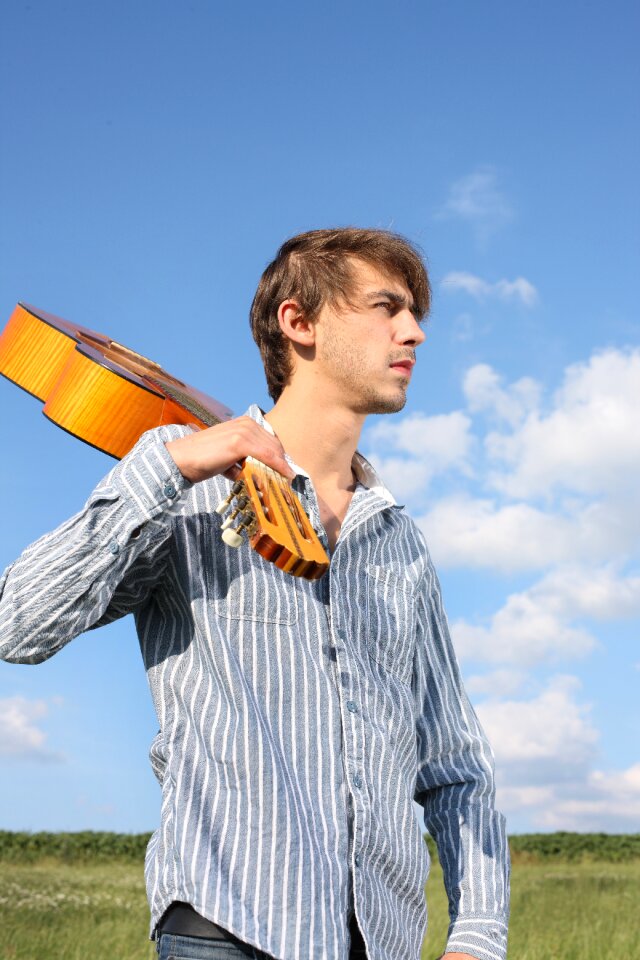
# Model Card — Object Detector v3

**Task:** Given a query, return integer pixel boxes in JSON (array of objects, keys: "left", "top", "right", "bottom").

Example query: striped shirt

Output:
[{"left": 0, "top": 404, "right": 510, "bottom": 960}]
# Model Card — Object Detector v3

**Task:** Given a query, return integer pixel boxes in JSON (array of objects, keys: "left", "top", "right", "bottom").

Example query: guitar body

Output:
[
  {"left": 0, "top": 303, "right": 233, "bottom": 457},
  {"left": 0, "top": 303, "right": 329, "bottom": 579}
]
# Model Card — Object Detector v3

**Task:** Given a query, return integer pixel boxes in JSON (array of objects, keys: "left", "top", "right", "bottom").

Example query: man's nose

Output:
[{"left": 396, "top": 309, "right": 426, "bottom": 346}]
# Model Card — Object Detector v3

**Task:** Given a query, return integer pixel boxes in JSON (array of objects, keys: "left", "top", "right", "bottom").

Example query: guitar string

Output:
[
  {"left": 263, "top": 463, "right": 308, "bottom": 558},
  {"left": 146, "top": 376, "right": 224, "bottom": 428}
]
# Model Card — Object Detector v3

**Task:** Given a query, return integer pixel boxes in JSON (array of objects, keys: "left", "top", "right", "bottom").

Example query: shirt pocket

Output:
[
  {"left": 200, "top": 511, "right": 300, "bottom": 625},
  {"left": 212, "top": 560, "right": 300, "bottom": 625},
  {"left": 364, "top": 563, "right": 416, "bottom": 685}
]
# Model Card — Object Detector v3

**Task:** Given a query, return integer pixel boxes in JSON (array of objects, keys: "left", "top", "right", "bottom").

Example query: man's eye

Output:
[{"left": 375, "top": 302, "right": 392, "bottom": 312}]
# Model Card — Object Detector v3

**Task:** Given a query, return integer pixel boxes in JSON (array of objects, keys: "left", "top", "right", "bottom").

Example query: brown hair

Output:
[{"left": 249, "top": 227, "right": 431, "bottom": 401}]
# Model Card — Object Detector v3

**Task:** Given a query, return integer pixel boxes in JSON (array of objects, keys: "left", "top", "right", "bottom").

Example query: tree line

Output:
[{"left": 0, "top": 830, "right": 638, "bottom": 864}]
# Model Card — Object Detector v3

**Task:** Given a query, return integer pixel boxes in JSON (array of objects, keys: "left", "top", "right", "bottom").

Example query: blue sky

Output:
[{"left": 0, "top": 0, "right": 638, "bottom": 834}]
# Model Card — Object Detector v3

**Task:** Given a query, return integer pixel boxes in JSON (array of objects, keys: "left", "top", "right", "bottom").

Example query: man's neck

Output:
[{"left": 263, "top": 384, "right": 365, "bottom": 492}]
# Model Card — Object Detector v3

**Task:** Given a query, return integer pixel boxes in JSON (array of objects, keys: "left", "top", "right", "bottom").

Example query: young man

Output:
[{"left": 0, "top": 229, "right": 510, "bottom": 960}]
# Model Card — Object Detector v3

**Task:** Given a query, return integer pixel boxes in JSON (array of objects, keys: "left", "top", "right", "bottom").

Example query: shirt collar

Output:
[{"left": 243, "top": 404, "right": 399, "bottom": 507}]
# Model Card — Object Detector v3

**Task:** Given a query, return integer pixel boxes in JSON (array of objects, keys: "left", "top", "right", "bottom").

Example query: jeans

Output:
[
  {"left": 156, "top": 928, "right": 368, "bottom": 959},
  {"left": 156, "top": 932, "right": 262, "bottom": 959}
]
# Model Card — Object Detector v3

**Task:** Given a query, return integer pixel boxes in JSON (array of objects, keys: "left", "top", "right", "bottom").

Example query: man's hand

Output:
[{"left": 165, "top": 416, "right": 296, "bottom": 485}]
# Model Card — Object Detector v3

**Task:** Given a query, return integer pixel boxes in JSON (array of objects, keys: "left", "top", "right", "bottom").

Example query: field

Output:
[{"left": 1, "top": 834, "right": 639, "bottom": 959}]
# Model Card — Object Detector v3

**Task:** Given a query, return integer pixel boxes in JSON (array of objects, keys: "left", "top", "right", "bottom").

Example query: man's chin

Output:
[{"left": 358, "top": 390, "right": 408, "bottom": 415}]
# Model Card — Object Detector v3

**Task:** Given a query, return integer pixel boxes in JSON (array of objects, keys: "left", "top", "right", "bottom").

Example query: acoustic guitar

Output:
[{"left": 0, "top": 303, "right": 330, "bottom": 580}]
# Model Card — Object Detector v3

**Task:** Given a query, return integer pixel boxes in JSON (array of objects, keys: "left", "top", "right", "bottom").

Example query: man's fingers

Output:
[
  {"left": 241, "top": 424, "right": 296, "bottom": 482},
  {"left": 249, "top": 447, "right": 296, "bottom": 483},
  {"left": 166, "top": 417, "right": 297, "bottom": 485},
  {"left": 224, "top": 447, "right": 295, "bottom": 485}
]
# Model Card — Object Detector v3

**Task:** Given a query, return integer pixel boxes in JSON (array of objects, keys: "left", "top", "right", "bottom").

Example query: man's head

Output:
[{"left": 250, "top": 228, "right": 431, "bottom": 403}]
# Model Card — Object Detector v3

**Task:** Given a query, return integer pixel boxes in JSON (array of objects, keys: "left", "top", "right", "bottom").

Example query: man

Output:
[{"left": 0, "top": 228, "right": 510, "bottom": 959}]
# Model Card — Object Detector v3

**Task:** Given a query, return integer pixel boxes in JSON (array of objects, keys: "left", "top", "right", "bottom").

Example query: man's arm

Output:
[
  {"left": 413, "top": 556, "right": 510, "bottom": 960},
  {"left": 0, "top": 424, "right": 193, "bottom": 664},
  {"left": 0, "top": 415, "right": 296, "bottom": 664}
]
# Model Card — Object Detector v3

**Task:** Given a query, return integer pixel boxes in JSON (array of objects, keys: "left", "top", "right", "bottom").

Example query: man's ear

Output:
[{"left": 277, "top": 299, "right": 316, "bottom": 347}]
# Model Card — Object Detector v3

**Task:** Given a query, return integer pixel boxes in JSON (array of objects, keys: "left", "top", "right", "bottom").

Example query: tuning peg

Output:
[
  {"left": 220, "top": 508, "right": 258, "bottom": 549},
  {"left": 222, "top": 527, "right": 244, "bottom": 548},
  {"left": 221, "top": 499, "right": 253, "bottom": 530},
  {"left": 238, "top": 511, "right": 256, "bottom": 532},
  {"left": 215, "top": 480, "right": 247, "bottom": 514}
]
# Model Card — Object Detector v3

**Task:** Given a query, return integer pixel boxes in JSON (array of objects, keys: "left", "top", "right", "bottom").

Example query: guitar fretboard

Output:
[{"left": 146, "top": 376, "right": 225, "bottom": 428}]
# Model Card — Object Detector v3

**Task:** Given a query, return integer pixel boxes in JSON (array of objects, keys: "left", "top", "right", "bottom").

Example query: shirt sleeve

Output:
[
  {"left": 413, "top": 558, "right": 510, "bottom": 960},
  {"left": 0, "top": 424, "right": 194, "bottom": 665}
]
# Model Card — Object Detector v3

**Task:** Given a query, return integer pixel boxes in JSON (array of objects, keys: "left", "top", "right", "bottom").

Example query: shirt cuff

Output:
[
  {"left": 424, "top": 806, "right": 510, "bottom": 960},
  {"left": 112, "top": 426, "right": 194, "bottom": 526},
  {"left": 445, "top": 916, "right": 508, "bottom": 960}
]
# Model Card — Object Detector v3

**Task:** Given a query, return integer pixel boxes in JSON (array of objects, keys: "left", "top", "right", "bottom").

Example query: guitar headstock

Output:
[{"left": 215, "top": 456, "right": 330, "bottom": 580}]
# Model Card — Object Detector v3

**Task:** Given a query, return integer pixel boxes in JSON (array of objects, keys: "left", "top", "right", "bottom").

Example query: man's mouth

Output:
[{"left": 389, "top": 360, "right": 414, "bottom": 377}]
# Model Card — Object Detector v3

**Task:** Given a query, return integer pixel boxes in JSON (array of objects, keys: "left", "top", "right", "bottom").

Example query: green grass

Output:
[
  {"left": 422, "top": 858, "right": 640, "bottom": 959},
  {"left": 1, "top": 861, "right": 155, "bottom": 960},
  {"left": 1, "top": 857, "right": 639, "bottom": 959}
]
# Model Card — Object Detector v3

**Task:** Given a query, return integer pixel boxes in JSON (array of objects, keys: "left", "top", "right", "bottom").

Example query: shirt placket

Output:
[{"left": 299, "top": 474, "right": 392, "bottom": 940}]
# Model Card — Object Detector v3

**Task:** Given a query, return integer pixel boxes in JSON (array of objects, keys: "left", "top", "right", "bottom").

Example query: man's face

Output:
[{"left": 312, "top": 260, "right": 426, "bottom": 415}]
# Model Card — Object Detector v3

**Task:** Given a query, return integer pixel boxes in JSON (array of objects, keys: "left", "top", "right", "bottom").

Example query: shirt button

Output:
[
  {"left": 354, "top": 854, "right": 360, "bottom": 867},
  {"left": 163, "top": 482, "right": 177, "bottom": 499},
  {"left": 346, "top": 701, "right": 358, "bottom": 713},
  {"left": 353, "top": 775, "right": 363, "bottom": 788},
  {"left": 109, "top": 541, "right": 120, "bottom": 555}
]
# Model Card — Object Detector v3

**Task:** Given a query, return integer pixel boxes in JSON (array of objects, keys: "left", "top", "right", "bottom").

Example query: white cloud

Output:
[
  {"left": 419, "top": 493, "right": 640, "bottom": 574},
  {"left": 465, "top": 668, "right": 529, "bottom": 698},
  {"left": 364, "top": 457, "right": 434, "bottom": 502},
  {"left": 417, "top": 495, "right": 577, "bottom": 572},
  {"left": 473, "top": 677, "right": 640, "bottom": 831},
  {"left": 463, "top": 364, "right": 541, "bottom": 426},
  {"left": 367, "top": 410, "right": 472, "bottom": 460},
  {"left": 545, "top": 764, "right": 640, "bottom": 831},
  {"left": 533, "top": 565, "right": 640, "bottom": 621},
  {"left": 0, "top": 696, "right": 63, "bottom": 762},
  {"left": 477, "top": 676, "right": 598, "bottom": 779},
  {"left": 499, "top": 765, "right": 640, "bottom": 833},
  {"left": 486, "top": 348, "right": 640, "bottom": 499},
  {"left": 371, "top": 353, "right": 640, "bottom": 553},
  {"left": 365, "top": 411, "right": 473, "bottom": 500},
  {"left": 450, "top": 564, "right": 640, "bottom": 667},
  {"left": 412, "top": 349, "right": 640, "bottom": 573},
  {"left": 442, "top": 272, "right": 538, "bottom": 307},
  {"left": 437, "top": 167, "right": 514, "bottom": 243},
  {"left": 452, "top": 591, "right": 597, "bottom": 667}
]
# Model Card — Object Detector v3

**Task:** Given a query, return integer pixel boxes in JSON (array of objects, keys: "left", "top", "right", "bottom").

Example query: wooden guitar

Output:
[{"left": 0, "top": 303, "right": 330, "bottom": 580}]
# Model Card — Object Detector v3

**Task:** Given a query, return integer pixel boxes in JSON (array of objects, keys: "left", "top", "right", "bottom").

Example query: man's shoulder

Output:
[
  {"left": 361, "top": 505, "right": 434, "bottom": 591},
  {"left": 389, "top": 506, "right": 430, "bottom": 554}
]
